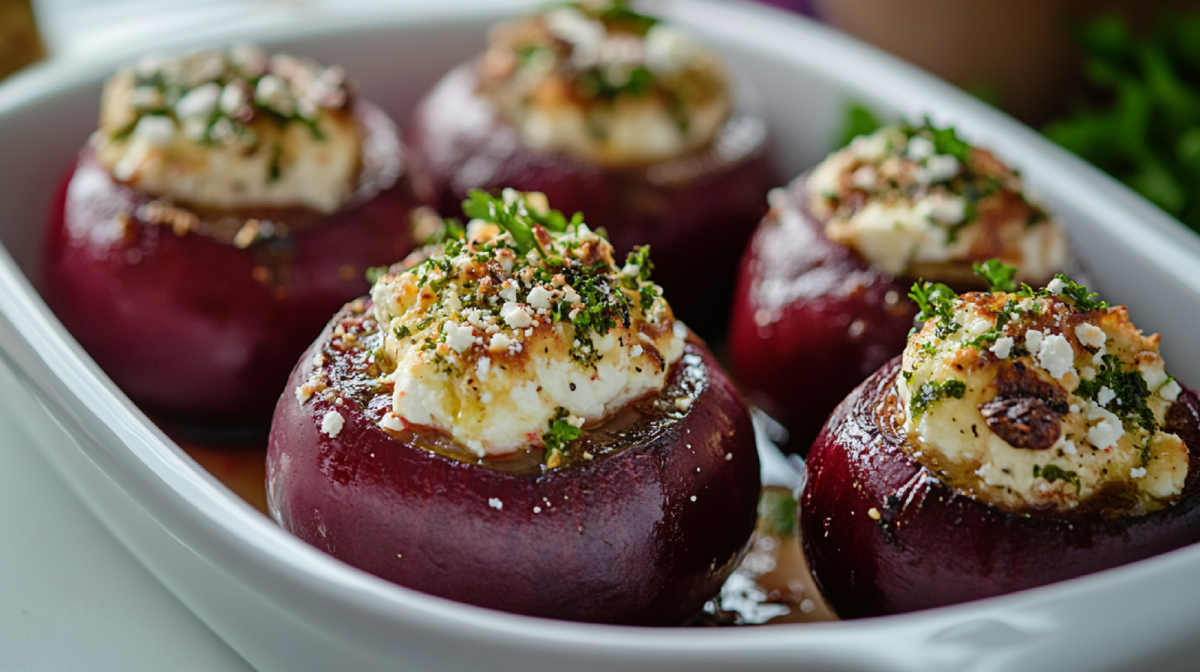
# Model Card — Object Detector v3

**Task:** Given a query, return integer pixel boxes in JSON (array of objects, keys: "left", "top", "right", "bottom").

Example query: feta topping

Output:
[
  {"left": 898, "top": 275, "right": 1188, "bottom": 514},
  {"left": 369, "top": 190, "right": 683, "bottom": 455},
  {"left": 94, "top": 45, "right": 360, "bottom": 214},
  {"left": 321, "top": 410, "right": 345, "bottom": 438},
  {"left": 478, "top": 1, "right": 730, "bottom": 166},
  {"left": 807, "top": 122, "right": 1067, "bottom": 283}
]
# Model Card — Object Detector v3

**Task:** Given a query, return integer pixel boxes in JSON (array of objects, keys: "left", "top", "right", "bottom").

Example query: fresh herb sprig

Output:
[
  {"left": 910, "top": 280, "right": 960, "bottom": 338},
  {"left": 1044, "top": 11, "right": 1200, "bottom": 232},
  {"left": 542, "top": 407, "right": 582, "bottom": 468},
  {"left": 904, "top": 117, "right": 973, "bottom": 164},
  {"left": 1076, "top": 354, "right": 1158, "bottom": 434},
  {"left": 1034, "top": 464, "right": 1082, "bottom": 492},
  {"left": 909, "top": 378, "right": 967, "bottom": 419},
  {"left": 1054, "top": 274, "right": 1110, "bottom": 312},
  {"left": 973, "top": 259, "right": 1019, "bottom": 292}
]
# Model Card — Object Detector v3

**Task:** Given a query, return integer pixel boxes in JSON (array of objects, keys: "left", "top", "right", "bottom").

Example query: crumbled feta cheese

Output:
[
  {"left": 500, "top": 301, "right": 533, "bottom": 328},
  {"left": 1046, "top": 277, "right": 1067, "bottom": 295},
  {"left": 989, "top": 336, "right": 1013, "bottom": 359},
  {"left": 442, "top": 321, "right": 479, "bottom": 353},
  {"left": 1063, "top": 440, "right": 1077, "bottom": 455},
  {"left": 488, "top": 498, "right": 503, "bottom": 510},
  {"left": 1161, "top": 379, "right": 1182, "bottom": 402},
  {"left": 851, "top": 165, "right": 876, "bottom": 189},
  {"left": 1025, "top": 329, "right": 1044, "bottom": 353},
  {"left": 906, "top": 135, "right": 934, "bottom": 160},
  {"left": 1074, "top": 322, "right": 1106, "bottom": 350},
  {"left": 1087, "top": 403, "right": 1124, "bottom": 450},
  {"left": 174, "top": 82, "right": 221, "bottom": 121},
  {"left": 321, "top": 410, "right": 345, "bottom": 438},
  {"left": 379, "top": 412, "right": 404, "bottom": 432},
  {"left": 488, "top": 332, "right": 515, "bottom": 353},
  {"left": 526, "top": 286, "right": 553, "bottom": 310},
  {"left": 630, "top": 344, "right": 643, "bottom": 357},
  {"left": 1036, "top": 333, "right": 1074, "bottom": 380},
  {"left": 130, "top": 115, "right": 176, "bottom": 146},
  {"left": 1131, "top": 467, "right": 1148, "bottom": 479},
  {"left": 1097, "top": 386, "right": 1116, "bottom": 407}
]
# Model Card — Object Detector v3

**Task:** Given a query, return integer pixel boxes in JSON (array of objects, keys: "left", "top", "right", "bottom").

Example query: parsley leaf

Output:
[
  {"left": 973, "top": 259, "right": 1019, "bottom": 292},
  {"left": 1033, "top": 464, "right": 1082, "bottom": 492},
  {"left": 1075, "top": 354, "right": 1157, "bottom": 434},
  {"left": 1053, "top": 274, "right": 1110, "bottom": 312},
  {"left": 909, "top": 379, "right": 967, "bottom": 418},
  {"left": 909, "top": 280, "right": 960, "bottom": 338},
  {"left": 542, "top": 407, "right": 582, "bottom": 468}
]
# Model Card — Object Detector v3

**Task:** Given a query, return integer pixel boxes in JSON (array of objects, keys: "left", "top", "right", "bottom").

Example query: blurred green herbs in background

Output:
[
  {"left": 834, "top": 102, "right": 882, "bottom": 149},
  {"left": 1044, "top": 12, "right": 1200, "bottom": 232}
]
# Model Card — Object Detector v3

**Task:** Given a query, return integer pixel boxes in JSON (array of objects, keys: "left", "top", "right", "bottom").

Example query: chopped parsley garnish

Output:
[
  {"left": 1053, "top": 274, "right": 1110, "bottom": 313},
  {"left": 834, "top": 101, "right": 884, "bottom": 149},
  {"left": 902, "top": 117, "right": 972, "bottom": 164},
  {"left": 1076, "top": 354, "right": 1157, "bottom": 434},
  {"left": 909, "top": 379, "right": 967, "bottom": 419},
  {"left": 592, "top": 0, "right": 658, "bottom": 35},
  {"left": 390, "top": 190, "right": 665, "bottom": 372},
  {"left": 909, "top": 280, "right": 960, "bottom": 338},
  {"left": 973, "top": 259, "right": 1019, "bottom": 292},
  {"left": 542, "top": 407, "right": 582, "bottom": 468},
  {"left": 1033, "top": 464, "right": 1082, "bottom": 492}
]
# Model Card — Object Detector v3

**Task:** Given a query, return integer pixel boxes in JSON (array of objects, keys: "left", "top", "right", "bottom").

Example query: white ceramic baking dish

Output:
[{"left": 2, "top": 1, "right": 1200, "bottom": 670}]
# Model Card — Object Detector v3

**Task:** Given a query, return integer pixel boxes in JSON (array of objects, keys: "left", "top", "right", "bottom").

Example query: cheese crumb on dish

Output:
[
  {"left": 806, "top": 122, "right": 1067, "bottom": 284},
  {"left": 368, "top": 189, "right": 683, "bottom": 455},
  {"left": 93, "top": 44, "right": 360, "bottom": 214},
  {"left": 897, "top": 271, "right": 1188, "bottom": 515},
  {"left": 477, "top": 1, "right": 730, "bottom": 166}
]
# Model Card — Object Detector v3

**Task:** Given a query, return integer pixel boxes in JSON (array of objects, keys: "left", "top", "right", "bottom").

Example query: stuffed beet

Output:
[
  {"left": 41, "top": 45, "right": 416, "bottom": 425},
  {"left": 267, "top": 190, "right": 760, "bottom": 624},
  {"left": 403, "top": 0, "right": 776, "bottom": 335},
  {"left": 800, "top": 266, "right": 1200, "bottom": 618},
  {"left": 730, "top": 121, "right": 1071, "bottom": 451}
]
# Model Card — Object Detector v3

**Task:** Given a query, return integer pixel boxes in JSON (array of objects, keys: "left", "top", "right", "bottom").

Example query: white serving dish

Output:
[{"left": 2, "top": 1, "right": 1200, "bottom": 670}]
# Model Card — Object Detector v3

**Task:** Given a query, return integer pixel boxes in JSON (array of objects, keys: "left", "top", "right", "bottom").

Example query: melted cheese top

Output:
[
  {"left": 93, "top": 45, "right": 360, "bottom": 214},
  {"left": 897, "top": 283, "right": 1187, "bottom": 514},
  {"left": 807, "top": 124, "right": 1067, "bottom": 284},
  {"left": 477, "top": 1, "right": 730, "bottom": 166},
  {"left": 368, "top": 190, "right": 683, "bottom": 456}
]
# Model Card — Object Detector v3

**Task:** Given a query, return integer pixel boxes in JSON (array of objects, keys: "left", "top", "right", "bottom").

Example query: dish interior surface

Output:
[{"left": 2, "top": 2, "right": 1200, "bottom": 671}]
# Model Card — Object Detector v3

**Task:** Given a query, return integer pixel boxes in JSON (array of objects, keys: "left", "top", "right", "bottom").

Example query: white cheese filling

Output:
[
  {"left": 368, "top": 193, "right": 684, "bottom": 455},
  {"left": 94, "top": 46, "right": 360, "bottom": 214},
  {"left": 807, "top": 125, "right": 1068, "bottom": 282},
  {"left": 898, "top": 290, "right": 1187, "bottom": 512}
]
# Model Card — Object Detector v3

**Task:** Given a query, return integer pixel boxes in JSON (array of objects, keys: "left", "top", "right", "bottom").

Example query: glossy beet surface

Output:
[
  {"left": 729, "top": 177, "right": 917, "bottom": 452},
  {"left": 267, "top": 302, "right": 761, "bottom": 625},
  {"left": 800, "top": 358, "right": 1200, "bottom": 618},
  {"left": 41, "top": 102, "right": 415, "bottom": 425},
  {"left": 403, "top": 65, "right": 776, "bottom": 336}
]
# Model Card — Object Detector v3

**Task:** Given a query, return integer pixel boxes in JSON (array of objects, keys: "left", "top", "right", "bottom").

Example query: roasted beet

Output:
[
  {"left": 267, "top": 301, "right": 761, "bottom": 625},
  {"left": 731, "top": 121, "right": 1076, "bottom": 453},
  {"left": 800, "top": 358, "right": 1200, "bottom": 618},
  {"left": 403, "top": 64, "right": 775, "bottom": 336},
  {"left": 41, "top": 101, "right": 415, "bottom": 424},
  {"left": 729, "top": 178, "right": 917, "bottom": 451}
]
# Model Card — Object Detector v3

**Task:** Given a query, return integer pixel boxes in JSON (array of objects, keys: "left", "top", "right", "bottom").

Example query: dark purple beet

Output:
[
  {"left": 266, "top": 302, "right": 761, "bottom": 625},
  {"left": 729, "top": 176, "right": 916, "bottom": 452},
  {"left": 800, "top": 357, "right": 1200, "bottom": 618},
  {"left": 40, "top": 102, "right": 416, "bottom": 425},
  {"left": 403, "top": 64, "right": 777, "bottom": 337}
]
